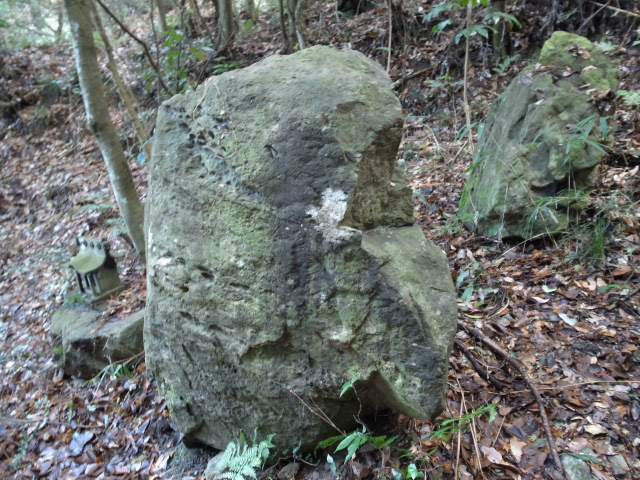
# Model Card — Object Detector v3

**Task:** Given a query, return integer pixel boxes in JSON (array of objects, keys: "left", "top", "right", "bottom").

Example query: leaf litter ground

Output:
[{"left": 1, "top": 3, "right": 639, "bottom": 479}]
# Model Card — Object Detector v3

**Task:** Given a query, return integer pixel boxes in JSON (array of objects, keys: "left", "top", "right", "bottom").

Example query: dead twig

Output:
[
  {"left": 458, "top": 320, "right": 568, "bottom": 479},
  {"left": 289, "top": 390, "right": 345, "bottom": 436},
  {"left": 455, "top": 338, "right": 508, "bottom": 389}
]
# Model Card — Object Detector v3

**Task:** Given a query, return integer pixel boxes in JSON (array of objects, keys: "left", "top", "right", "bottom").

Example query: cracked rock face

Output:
[{"left": 145, "top": 46, "right": 457, "bottom": 451}]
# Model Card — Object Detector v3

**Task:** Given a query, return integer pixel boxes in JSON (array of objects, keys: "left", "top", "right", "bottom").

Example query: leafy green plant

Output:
[
  {"left": 63, "top": 291, "right": 89, "bottom": 307},
  {"left": 392, "top": 463, "right": 424, "bottom": 480},
  {"left": 429, "top": 403, "right": 498, "bottom": 441},
  {"left": 215, "top": 433, "right": 275, "bottom": 480},
  {"left": 212, "top": 57, "right": 245, "bottom": 76},
  {"left": 91, "top": 362, "right": 134, "bottom": 391},
  {"left": 316, "top": 374, "right": 398, "bottom": 465},
  {"left": 426, "top": 0, "right": 521, "bottom": 44},
  {"left": 456, "top": 262, "right": 489, "bottom": 302},
  {"left": 594, "top": 40, "right": 617, "bottom": 52},
  {"left": 492, "top": 53, "right": 520, "bottom": 75},
  {"left": 618, "top": 90, "right": 640, "bottom": 107},
  {"left": 565, "top": 114, "right": 610, "bottom": 157},
  {"left": 9, "top": 434, "right": 32, "bottom": 470}
]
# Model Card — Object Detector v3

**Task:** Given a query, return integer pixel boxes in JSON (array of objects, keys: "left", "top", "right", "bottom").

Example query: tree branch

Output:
[{"left": 93, "top": 0, "right": 170, "bottom": 95}]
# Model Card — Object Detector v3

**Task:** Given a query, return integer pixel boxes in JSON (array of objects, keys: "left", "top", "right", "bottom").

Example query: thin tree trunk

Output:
[
  {"left": 462, "top": 0, "right": 473, "bottom": 150},
  {"left": 56, "top": 0, "right": 65, "bottom": 42},
  {"left": 156, "top": 0, "right": 169, "bottom": 32},
  {"left": 491, "top": 0, "right": 507, "bottom": 59},
  {"left": 286, "top": 0, "right": 306, "bottom": 51},
  {"left": 187, "top": 0, "right": 205, "bottom": 36},
  {"left": 279, "top": 0, "right": 289, "bottom": 49},
  {"left": 217, "top": 0, "right": 236, "bottom": 54},
  {"left": 65, "top": 0, "right": 146, "bottom": 259},
  {"left": 90, "top": 3, "right": 152, "bottom": 161}
]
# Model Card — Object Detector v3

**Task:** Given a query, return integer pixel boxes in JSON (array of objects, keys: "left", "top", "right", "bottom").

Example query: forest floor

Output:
[{"left": 1, "top": 2, "right": 639, "bottom": 479}]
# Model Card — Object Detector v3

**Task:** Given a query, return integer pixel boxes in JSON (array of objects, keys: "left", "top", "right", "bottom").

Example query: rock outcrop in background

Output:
[
  {"left": 458, "top": 32, "right": 619, "bottom": 239},
  {"left": 145, "top": 46, "right": 457, "bottom": 450}
]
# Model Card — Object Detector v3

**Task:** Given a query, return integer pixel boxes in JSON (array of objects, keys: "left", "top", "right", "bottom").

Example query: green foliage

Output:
[
  {"left": 339, "top": 375, "right": 360, "bottom": 397},
  {"left": 392, "top": 463, "right": 424, "bottom": 480},
  {"left": 427, "top": 0, "right": 521, "bottom": 44},
  {"left": 492, "top": 54, "right": 520, "bottom": 75},
  {"left": 155, "top": 29, "right": 214, "bottom": 94},
  {"left": 565, "top": 114, "right": 610, "bottom": 156},
  {"left": 212, "top": 57, "right": 245, "bottom": 76},
  {"left": 77, "top": 203, "right": 114, "bottom": 212},
  {"left": 618, "top": 90, "right": 640, "bottom": 107},
  {"left": 216, "top": 433, "right": 275, "bottom": 480},
  {"left": 429, "top": 403, "right": 498, "bottom": 441},
  {"left": 594, "top": 40, "right": 617, "bottom": 52},
  {"left": 91, "top": 362, "right": 133, "bottom": 387},
  {"left": 63, "top": 291, "right": 89, "bottom": 307},
  {"left": 9, "top": 434, "right": 33, "bottom": 470},
  {"left": 565, "top": 191, "right": 638, "bottom": 266},
  {"left": 319, "top": 427, "right": 398, "bottom": 465},
  {"left": 527, "top": 189, "right": 589, "bottom": 238},
  {"left": 530, "top": 189, "right": 637, "bottom": 266},
  {"left": 456, "top": 261, "right": 498, "bottom": 303}
]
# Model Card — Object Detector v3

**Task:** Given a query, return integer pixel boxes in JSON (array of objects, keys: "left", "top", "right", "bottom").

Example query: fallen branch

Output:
[
  {"left": 458, "top": 321, "right": 567, "bottom": 478},
  {"left": 590, "top": 1, "right": 640, "bottom": 18},
  {"left": 454, "top": 338, "right": 508, "bottom": 389},
  {"left": 393, "top": 68, "right": 429, "bottom": 88}
]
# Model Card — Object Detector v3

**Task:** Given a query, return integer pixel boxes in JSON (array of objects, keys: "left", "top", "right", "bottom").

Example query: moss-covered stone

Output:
[
  {"left": 458, "top": 32, "right": 619, "bottom": 240},
  {"left": 50, "top": 306, "right": 145, "bottom": 379},
  {"left": 145, "top": 46, "right": 457, "bottom": 452}
]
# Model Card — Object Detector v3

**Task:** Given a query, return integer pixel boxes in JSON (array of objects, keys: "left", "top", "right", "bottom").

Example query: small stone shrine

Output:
[{"left": 69, "top": 236, "right": 124, "bottom": 303}]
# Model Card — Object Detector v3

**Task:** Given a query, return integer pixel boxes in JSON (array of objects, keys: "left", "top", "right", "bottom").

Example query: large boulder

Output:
[
  {"left": 145, "top": 46, "right": 457, "bottom": 451},
  {"left": 458, "top": 32, "right": 619, "bottom": 239}
]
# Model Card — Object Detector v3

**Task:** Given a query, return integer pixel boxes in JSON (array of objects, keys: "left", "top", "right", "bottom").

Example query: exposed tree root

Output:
[{"left": 457, "top": 320, "right": 568, "bottom": 479}]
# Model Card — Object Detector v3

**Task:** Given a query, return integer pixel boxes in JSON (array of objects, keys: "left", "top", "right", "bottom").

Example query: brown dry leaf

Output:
[{"left": 510, "top": 438, "right": 526, "bottom": 463}]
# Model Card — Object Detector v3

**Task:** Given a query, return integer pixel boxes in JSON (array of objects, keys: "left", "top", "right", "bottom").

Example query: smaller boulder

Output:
[
  {"left": 51, "top": 305, "right": 144, "bottom": 378},
  {"left": 458, "top": 32, "right": 619, "bottom": 239}
]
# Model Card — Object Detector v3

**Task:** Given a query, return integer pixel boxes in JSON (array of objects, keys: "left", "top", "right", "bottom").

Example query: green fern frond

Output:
[{"left": 215, "top": 435, "right": 275, "bottom": 480}]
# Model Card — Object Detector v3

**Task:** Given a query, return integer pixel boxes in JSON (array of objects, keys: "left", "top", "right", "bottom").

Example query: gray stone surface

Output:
[
  {"left": 51, "top": 306, "right": 145, "bottom": 378},
  {"left": 145, "top": 46, "right": 457, "bottom": 451},
  {"left": 458, "top": 32, "right": 619, "bottom": 239},
  {"left": 561, "top": 454, "right": 596, "bottom": 480}
]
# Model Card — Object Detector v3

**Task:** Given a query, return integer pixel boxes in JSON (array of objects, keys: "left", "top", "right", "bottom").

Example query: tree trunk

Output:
[
  {"left": 156, "top": 0, "right": 169, "bottom": 32},
  {"left": 65, "top": 0, "right": 146, "bottom": 259},
  {"left": 286, "top": 0, "right": 306, "bottom": 51},
  {"left": 491, "top": 0, "right": 507, "bottom": 60},
  {"left": 245, "top": 0, "right": 255, "bottom": 17},
  {"left": 216, "top": 0, "right": 237, "bottom": 54},
  {"left": 56, "top": 0, "right": 65, "bottom": 42},
  {"left": 90, "top": 3, "right": 152, "bottom": 161}
]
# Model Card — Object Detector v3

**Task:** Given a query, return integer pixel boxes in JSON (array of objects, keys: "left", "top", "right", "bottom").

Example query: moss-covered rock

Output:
[
  {"left": 145, "top": 46, "right": 457, "bottom": 451},
  {"left": 458, "top": 32, "right": 619, "bottom": 240},
  {"left": 50, "top": 306, "right": 144, "bottom": 379}
]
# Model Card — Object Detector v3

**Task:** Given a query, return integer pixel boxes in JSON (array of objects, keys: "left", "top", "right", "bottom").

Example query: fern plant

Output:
[{"left": 216, "top": 434, "right": 275, "bottom": 480}]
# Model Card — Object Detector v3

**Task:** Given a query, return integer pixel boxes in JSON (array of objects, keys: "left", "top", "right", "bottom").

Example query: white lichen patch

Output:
[{"left": 306, "top": 188, "right": 358, "bottom": 244}]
